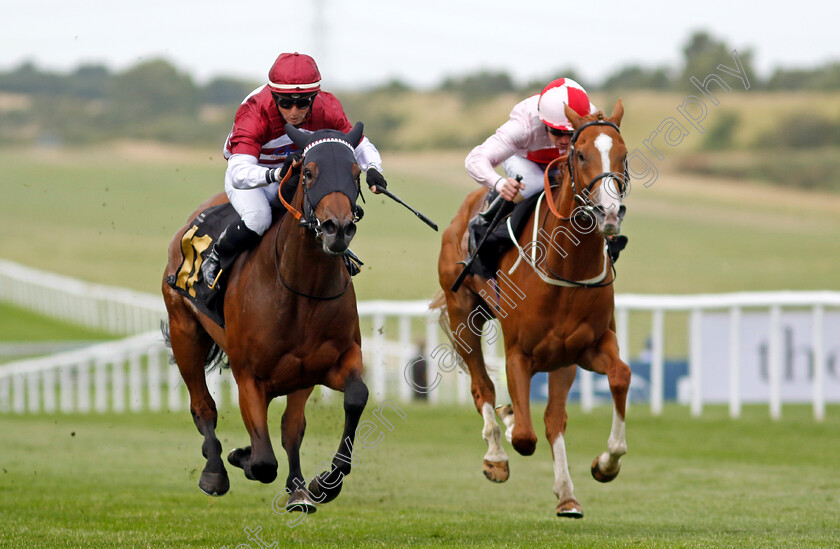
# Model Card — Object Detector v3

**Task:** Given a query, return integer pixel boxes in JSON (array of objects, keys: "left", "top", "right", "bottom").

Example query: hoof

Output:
[
  {"left": 591, "top": 455, "right": 621, "bottom": 483},
  {"left": 308, "top": 472, "right": 343, "bottom": 504},
  {"left": 227, "top": 447, "right": 251, "bottom": 470},
  {"left": 286, "top": 489, "right": 318, "bottom": 514},
  {"left": 556, "top": 499, "right": 584, "bottom": 518},
  {"left": 511, "top": 434, "right": 537, "bottom": 456},
  {"left": 482, "top": 459, "right": 510, "bottom": 483},
  {"left": 251, "top": 460, "right": 278, "bottom": 484},
  {"left": 198, "top": 470, "right": 230, "bottom": 497}
]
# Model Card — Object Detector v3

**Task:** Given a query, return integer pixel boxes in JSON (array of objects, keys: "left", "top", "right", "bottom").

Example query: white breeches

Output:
[
  {"left": 225, "top": 175, "right": 279, "bottom": 236},
  {"left": 501, "top": 155, "right": 549, "bottom": 199}
]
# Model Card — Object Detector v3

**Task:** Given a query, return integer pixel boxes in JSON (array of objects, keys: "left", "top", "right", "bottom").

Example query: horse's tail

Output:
[
  {"left": 429, "top": 290, "right": 450, "bottom": 340},
  {"left": 159, "top": 320, "right": 227, "bottom": 373},
  {"left": 428, "top": 290, "right": 472, "bottom": 375}
]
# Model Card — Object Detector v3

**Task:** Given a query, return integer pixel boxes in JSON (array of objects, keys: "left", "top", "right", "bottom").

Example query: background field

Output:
[{"left": 1, "top": 403, "right": 838, "bottom": 548}]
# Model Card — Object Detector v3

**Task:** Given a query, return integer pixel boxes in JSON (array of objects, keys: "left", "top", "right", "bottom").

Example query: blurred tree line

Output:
[{"left": 0, "top": 30, "right": 839, "bottom": 148}]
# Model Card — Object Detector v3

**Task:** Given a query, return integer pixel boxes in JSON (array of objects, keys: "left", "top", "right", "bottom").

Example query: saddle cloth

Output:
[{"left": 165, "top": 203, "right": 240, "bottom": 327}]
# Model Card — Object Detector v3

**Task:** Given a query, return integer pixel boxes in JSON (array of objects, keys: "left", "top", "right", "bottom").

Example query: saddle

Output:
[{"left": 467, "top": 192, "right": 542, "bottom": 280}]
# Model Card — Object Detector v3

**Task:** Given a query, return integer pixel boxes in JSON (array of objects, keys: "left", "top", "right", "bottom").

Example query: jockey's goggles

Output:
[
  {"left": 274, "top": 94, "right": 316, "bottom": 110},
  {"left": 546, "top": 126, "right": 574, "bottom": 137}
]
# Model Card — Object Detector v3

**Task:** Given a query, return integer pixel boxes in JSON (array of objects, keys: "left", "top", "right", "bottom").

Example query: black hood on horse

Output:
[{"left": 285, "top": 122, "right": 364, "bottom": 212}]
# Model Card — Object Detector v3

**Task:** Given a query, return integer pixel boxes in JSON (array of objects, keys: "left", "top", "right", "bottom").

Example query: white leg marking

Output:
[
  {"left": 598, "top": 405, "right": 627, "bottom": 473},
  {"left": 495, "top": 405, "right": 515, "bottom": 444},
  {"left": 482, "top": 402, "right": 507, "bottom": 462},
  {"left": 551, "top": 434, "right": 575, "bottom": 502}
]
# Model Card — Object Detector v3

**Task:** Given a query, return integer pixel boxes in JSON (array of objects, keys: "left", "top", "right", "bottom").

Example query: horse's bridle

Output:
[
  {"left": 273, "top": 137, "right": 362, "bottom": 300},
  {"left": 289, "top": 137, "right": 364, "bottom": 239},
  {"left": 566, "top": 119, "right": 629, "bottom": 220}
]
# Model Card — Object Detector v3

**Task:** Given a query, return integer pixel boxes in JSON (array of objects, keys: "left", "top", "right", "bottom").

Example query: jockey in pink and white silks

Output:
[
  {"left": 200, "top": 52, "right": 386, "bottom": 289},
  {"left": 465, "top": 78, "right": 597, "bottom": 212}
]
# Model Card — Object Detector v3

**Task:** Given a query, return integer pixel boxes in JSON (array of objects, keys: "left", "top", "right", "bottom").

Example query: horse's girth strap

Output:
[
  {"left": 542, "top": 155, "right": 566, "bottom": 219},
  {"left": 277, "top": 160, "right": 303, "bottom": 221}
]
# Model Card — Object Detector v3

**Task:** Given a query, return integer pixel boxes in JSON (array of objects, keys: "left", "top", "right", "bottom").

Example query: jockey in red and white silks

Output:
[{"left": 465, "top": 78, "right": 597, "bottom": 202}]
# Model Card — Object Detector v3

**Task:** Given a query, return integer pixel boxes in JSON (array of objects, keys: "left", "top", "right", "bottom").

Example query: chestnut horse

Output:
[
  {"left": 162, "top": 123, "right": 368, "bottom": 512},
  {"left": 436, "top": 100, "right": 631, "bottom": 518}
]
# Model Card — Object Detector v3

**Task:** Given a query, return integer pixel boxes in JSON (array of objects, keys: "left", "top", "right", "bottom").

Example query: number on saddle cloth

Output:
[{"left": 165, "top": 203, "right": 241, "bottom": 327}]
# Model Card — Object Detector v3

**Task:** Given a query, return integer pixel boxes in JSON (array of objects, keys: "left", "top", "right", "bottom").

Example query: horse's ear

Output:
[
  {"left": 564, "top": 104, "right": 584, "bottom": 129},
  {"left": 285, "top": 123, "right": 310, "bottom": 148},
  {"left": 608, "top": 98, "right": 624, "bottom": 127},
  {"left": 345, "top": 121, "right": 364, "bottom": 147}
]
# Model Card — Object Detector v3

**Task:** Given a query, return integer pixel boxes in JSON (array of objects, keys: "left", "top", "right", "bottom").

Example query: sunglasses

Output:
[
  {"left": 547, "top": 126, "right": 574, "bottom": 137},
  {"left": 274, "top": 95, "right": 315, "bottom": 109}
]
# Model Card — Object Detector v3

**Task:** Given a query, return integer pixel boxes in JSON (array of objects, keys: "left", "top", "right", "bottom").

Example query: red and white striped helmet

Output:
[
  {"left": 268, "top": 52, "right": 321, "bottom": 95},
  {"left": 537, "top": 78, "right": 591, "bottom": 131}
]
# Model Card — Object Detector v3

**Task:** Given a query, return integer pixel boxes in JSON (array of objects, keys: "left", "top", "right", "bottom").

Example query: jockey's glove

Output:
[
  {"left": 267, "top": 152, "right": 303, "bottom": 185},
  {"left": 366, "top": 167, "right": 387, "bottom": 192}
]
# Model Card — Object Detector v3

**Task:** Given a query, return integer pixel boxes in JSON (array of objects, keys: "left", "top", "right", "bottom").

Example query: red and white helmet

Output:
[
  {"left": 537, "top": 78, "right": 591, "bottom": 131},
  {"left": 268, "top": 52, "right": 321, "bottom": 95}
]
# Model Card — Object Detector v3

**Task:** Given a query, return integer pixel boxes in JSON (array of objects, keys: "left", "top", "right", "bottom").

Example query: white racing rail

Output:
[{"left": 1, "top": 260, "right": 838, "bottom": 419}]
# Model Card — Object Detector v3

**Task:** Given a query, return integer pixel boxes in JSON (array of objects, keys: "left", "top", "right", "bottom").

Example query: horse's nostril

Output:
[
  {"left": 344, "top": 222, "right": 356, "bottom": 239},
  {"left": 321, "top": 220, "right": 337, "bottom": 235}
]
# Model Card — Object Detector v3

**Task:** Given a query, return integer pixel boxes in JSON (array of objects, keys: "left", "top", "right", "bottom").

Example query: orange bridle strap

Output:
[
  {"left": 276, "top": 159, "right": 304, "bottom": 221},
  {"left": 542, "top": 155, "right": 567, "bottom": 219}
]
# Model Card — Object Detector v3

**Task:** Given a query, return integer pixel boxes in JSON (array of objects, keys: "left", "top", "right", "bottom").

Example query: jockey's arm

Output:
[
  {"left": 354, "top": 136, "right": 387, "bottom": 192},
  {"left": 227, "top": 154, "right": 273, "bottom": 189},
  {"left": 465, "top": 120, "right": 525, "bottom": 200}
]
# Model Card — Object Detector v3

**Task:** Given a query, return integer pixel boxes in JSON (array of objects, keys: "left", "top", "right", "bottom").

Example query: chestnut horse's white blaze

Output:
[{"left": 594, "top": 133, "right": 622, "bottom": 230}]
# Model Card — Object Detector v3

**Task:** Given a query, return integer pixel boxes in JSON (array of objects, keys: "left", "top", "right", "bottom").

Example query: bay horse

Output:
[
  {"left": 162, "top": 123, "right": 368, "bottom": 512},
  {"left": 435, "top": 100, "right": 631, "bottom": 518}
]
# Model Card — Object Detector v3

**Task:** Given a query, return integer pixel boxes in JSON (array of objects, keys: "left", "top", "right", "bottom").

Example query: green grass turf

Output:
[{"left": 0, "top": 402, "right": 837, "bottom": 548}]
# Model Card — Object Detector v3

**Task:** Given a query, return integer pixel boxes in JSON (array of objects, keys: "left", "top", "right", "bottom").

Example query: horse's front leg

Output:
[
  {"left": 579, "top": 330, "right": 631, "bottom": 482},
  {"left": 229, "top": 374, "right": 278, "bottom": 483},
  {"left": 308, "top": 346, "right": 368, "bottom": 504},
  {"left": 506, "top": 348, "right": 538, "bottom": 456},
  {"left": 281, "top": 387, "right": 317, "bottom": 513},
  {"left": 544, "top": 366, "right": 583, "bottom": 518}
]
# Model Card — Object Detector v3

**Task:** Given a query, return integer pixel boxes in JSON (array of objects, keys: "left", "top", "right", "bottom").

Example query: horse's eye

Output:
[
  {"left": 303, "top": 169, "right": 312, "bottom": 180},
  {"left": 577, "top": 151, "right": 585, "bottom": 162}
]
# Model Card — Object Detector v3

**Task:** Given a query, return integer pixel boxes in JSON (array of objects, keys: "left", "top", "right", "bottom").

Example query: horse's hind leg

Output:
[
  {"left": 544, "top": 367, "right": 583, "bottom": 518},
  {"left": 443, "top": 294, "right": 509, "bottom": 483},
  {"left": 309, "top": 351, "right": 368, "bottom": 504},
  {"left": 580, "top": 329, "right": 631, "bottom": 483},
  {"left": 280, "top": 387, "right": 318, "bottom": 513},
  {"left": 164, "top": 300, "right": 229, "bottom": 496}
]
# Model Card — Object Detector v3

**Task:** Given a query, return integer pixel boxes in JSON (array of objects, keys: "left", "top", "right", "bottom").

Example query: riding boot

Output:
[
  {"left": 468, "top": 190, "right": 505, "bottom": 252},
  {"left": 200, "top": 220, "right": 262, "bottom": 290}
]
